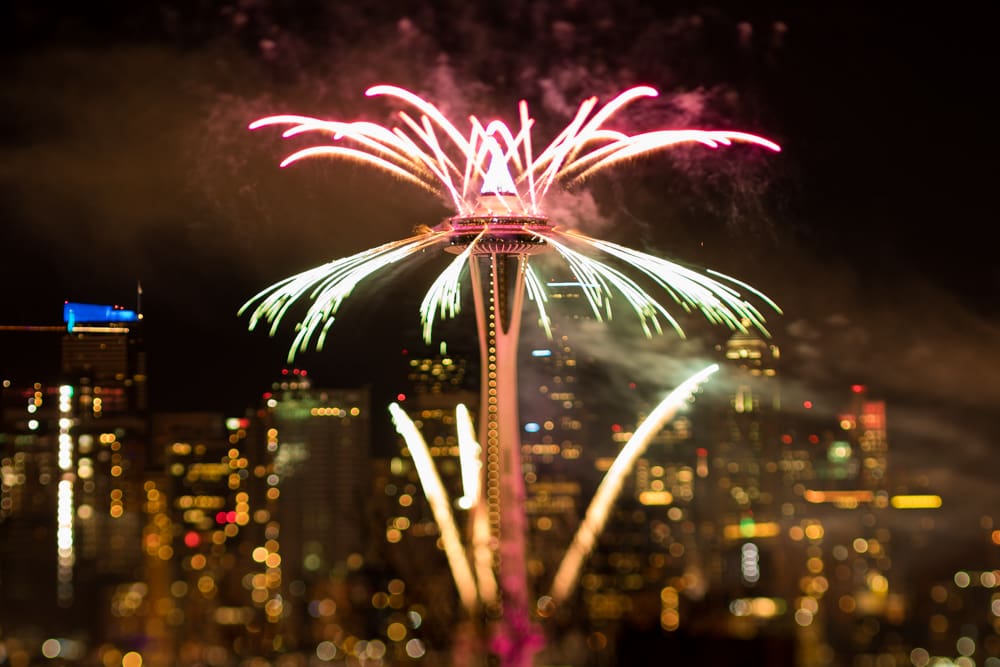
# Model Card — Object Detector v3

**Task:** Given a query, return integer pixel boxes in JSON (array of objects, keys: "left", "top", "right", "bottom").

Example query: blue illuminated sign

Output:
[{"left": 63, "top": 302, "right": 139, "bottom": 331}]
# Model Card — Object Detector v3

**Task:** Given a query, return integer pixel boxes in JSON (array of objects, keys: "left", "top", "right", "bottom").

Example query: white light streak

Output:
[
  {"left": 244, "top": 87, "right": 781, "bottom": 361},
  {"left": 549, "top": 364, "right": 718, "bottom": 603},
  {"left": 419, "top": 233, "right": 480, "bottom": 343},
  {"left": 455, "top": 404, "right": 481, "bottom": 511},
  {"left": 389, "top": 403, "right": 479, "bottom": 613},
  {"left": 480, "top": 139, "right": 518, "bottom": 195}
]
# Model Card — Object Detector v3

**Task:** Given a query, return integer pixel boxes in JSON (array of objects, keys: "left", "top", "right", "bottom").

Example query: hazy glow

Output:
[
  {"left": 804, "top": 489, "right": 874, "bottom": 504},
  {"left": 549, "top": 364, "right": 719, "bottom": 602},
  {"left": 724, "top": 521, "right": 781, "bottom": 539},
  {"left": 388, "top": 403, "right": 478, "bottom": 613},
  {"left": 243, "top": 86, "right": 780, "bottom": 359}
]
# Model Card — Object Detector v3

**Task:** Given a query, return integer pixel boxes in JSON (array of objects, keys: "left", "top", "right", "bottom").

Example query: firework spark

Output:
[
  {"left": 549, "top": 364, "right": 719, "bottom": 604},
  {"left": 241, "top": 85, "right": 781, "bottom": 356},
  {"left": 244, "top": 86, "right": 780, "bottom": 667},
  {"left": 455, "top": 403, "right": 482, "bottom": 511},
  {"left": 389, "top": 402, "right": 482, "bottom": 614}
]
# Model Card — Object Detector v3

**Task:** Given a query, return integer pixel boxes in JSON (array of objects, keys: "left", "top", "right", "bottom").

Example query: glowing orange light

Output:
[
  {"left": 890, "top": 494, "right": 943, "bottom": 509},
  {"left": 804, "top": 490, "right": 874, "bottom": 504}
]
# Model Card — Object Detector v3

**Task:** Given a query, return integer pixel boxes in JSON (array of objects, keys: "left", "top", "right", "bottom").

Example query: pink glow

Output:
[
  {"left": 247, "top": 86, "right": 783, "bottom": 667},
  {"left": 251, "top": 85, "right": 780, "bottom": 216}
]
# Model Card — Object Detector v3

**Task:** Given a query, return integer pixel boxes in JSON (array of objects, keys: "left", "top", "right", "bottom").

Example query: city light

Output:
[
  {"left": 890, "top": 494, "right": 943, "bottom": 509},
  {"left": 741, "top": 543, "right": 760, "bottom": 584},
  {"left": 724, "top": 521, "right": 781, "bottom": 540},
  {"left": 4, "top": 29, "right": 993, "bottom": 667}
]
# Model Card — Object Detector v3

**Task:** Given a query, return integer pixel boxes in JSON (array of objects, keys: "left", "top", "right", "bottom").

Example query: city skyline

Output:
[
  {"left": 1, "top": 4, "right": 998, "bottom": 664},
  {"left": 3, "top": 303, "right": 996, "bottom": 666},
  {"left": 2, "top": 0, "right": 997, "bottom": 557}
]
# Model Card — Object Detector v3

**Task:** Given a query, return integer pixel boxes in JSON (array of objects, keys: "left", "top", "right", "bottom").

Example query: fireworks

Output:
[
  {"left": 388, "top": 368, "right": 719, "bottom": 613},
  {"left": 240, "top": 85, "right": 781, "bottom": 359},
  {"left": 388, "top": 403, "right": 481, "bottom": 614},
  {"left": 549, "top": 364, "right": 719, "bottom": 604},
  {"left": 244, "top": 84, "right": 780, "bottom": 667}
]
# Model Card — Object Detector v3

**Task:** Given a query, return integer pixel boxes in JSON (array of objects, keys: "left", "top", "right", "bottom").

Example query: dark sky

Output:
[{"left": 1, "top": 3, "right": 997, "bottom": 519}]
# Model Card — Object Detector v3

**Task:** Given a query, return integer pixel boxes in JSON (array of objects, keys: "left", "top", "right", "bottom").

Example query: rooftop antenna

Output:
[{"left": 136, "top": 281, "right": 143, "bottom": 320}]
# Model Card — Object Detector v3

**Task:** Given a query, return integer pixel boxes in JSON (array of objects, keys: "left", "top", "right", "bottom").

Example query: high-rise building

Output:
[
  {"left": 253, "top": 369, "right": 374, "bottom": 652},
  {"left": 60, "top": 301, "right": 147, "bottom": 414},
  {"left": 149, "top": 411, "right": 250, "bottom": 664},
  {"left": 259, "top": 369, "right": 371, "bottom": 580},
  {"left": 518, "top": 326, "right": 587, "bottom": 600},
  {"left": 0, "top": 301, "right": 149, "bottom": 648}
]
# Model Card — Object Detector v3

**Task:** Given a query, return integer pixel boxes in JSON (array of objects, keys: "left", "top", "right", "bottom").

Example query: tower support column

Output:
[{"left": 469, "top": 253, "right": 540, "bottom": 667}]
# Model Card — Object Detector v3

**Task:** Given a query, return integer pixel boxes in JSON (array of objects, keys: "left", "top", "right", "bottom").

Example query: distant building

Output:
[
  {"left": 519, "top": 325, "right": 586, "bottom": 600},
  {"left": 259, "top": 369, "right": 371, "bottom": 579},
  {"left": 0, "top": 301, "right": 148, "bottom": 647}
]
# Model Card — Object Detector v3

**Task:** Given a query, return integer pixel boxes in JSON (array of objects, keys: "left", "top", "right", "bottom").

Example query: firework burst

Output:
[
  {"left": 240, "top": 85, "right": 781, "bottom": 357},
  {"left": 243, "top": 84, "right": 781, "bottom": 667}
]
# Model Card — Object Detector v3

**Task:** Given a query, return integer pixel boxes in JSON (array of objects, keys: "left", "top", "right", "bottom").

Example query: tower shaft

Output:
[{"left": 469, "top": 253, "right": 538, "bottom": 667}]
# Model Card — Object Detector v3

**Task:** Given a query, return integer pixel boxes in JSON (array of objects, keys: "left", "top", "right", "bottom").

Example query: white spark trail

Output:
[
  {"left": 419, "top": 232, "right": 481, "bottom": 343},
  {"left": 389, "top": 403, "right": 479, "bottom": 614},
  {"left": 455, "top": 404, "right": 482, "bottom": 511},
  {"left": 549, "top": 364, "right": 719, "bottom": 603},
  {"left": 245, "top": 85, "right": 781, "bottom": 360}
]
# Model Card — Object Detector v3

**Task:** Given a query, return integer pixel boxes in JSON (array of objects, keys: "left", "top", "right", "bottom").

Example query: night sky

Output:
[{"left": 2, "top": 3, "right": 997, "bottom": 527}]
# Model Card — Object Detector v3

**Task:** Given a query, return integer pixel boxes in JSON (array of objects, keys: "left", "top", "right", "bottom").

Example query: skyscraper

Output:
[
  {"left": 0, "top": 301, "right": 148, "bottom": 647},
  {"left": 260, "top": 369, "right": 371, "bottom": 580}
]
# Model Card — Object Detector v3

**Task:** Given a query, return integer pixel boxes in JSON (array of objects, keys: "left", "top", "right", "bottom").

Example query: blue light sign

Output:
[{"left": 63, "top": 302, "right": 139, "bottom": 331}]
